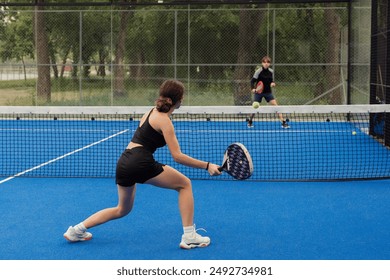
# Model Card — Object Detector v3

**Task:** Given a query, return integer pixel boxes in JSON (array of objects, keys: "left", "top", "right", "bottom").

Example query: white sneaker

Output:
[
  {"left": 281, "top": 121, "right": 290, "bottom": 129},
  {"left": 247, "top": 119, "right": 254, "bottom": 128},
  {"left": 180, "top": 227, "right": 210, "bottom": 249},
  {"left": 63, "top": 226, "right": 92, "bottom": 242}
]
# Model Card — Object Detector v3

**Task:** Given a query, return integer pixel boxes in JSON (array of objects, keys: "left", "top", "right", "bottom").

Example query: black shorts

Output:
[
  {"left": 115, "top": 147, "right": 165, "bottom": 187},
  {"left": 253, "top": 92, "right": 275, "bottom": 103}
]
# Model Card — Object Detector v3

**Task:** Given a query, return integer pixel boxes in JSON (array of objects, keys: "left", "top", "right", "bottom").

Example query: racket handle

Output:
[{"left": 218, "top": 166, "right": 223, "bottom": 172}]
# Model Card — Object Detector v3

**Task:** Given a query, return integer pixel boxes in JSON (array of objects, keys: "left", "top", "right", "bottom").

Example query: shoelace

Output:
[{"left": 194, "top": 224, "right": 207, "bottom": 235}]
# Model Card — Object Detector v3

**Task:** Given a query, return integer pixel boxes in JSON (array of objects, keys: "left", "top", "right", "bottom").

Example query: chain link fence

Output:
[
  {"left": 350, "top": 0, "right": 372, "bottom": 105},
  {"left": 0, "top": 4, "right": 369, "bottom": 106}
]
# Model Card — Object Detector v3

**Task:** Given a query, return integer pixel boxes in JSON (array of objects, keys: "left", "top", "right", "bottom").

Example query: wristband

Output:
[{"left": 206, "top": 162, "right": 210, "bottom": 170}]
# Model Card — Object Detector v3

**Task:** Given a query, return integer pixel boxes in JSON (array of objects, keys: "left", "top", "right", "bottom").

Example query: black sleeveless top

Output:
[{"left": 131, "top": 109, "right": 166, "bottom": 153}]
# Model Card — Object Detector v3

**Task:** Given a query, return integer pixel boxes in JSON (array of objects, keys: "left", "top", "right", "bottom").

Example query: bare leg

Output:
[
  {"left": 82, "top": 184, "right": 136, "bottom": 229},
  {"left": 145, "top": 165, "right": 194, "bottom": 227},
  {"left": 247, "top": 113, "right": 255, "bottom": 126},
  {"left": 269, "top": 99, "right": 285, "bottom": 122}
]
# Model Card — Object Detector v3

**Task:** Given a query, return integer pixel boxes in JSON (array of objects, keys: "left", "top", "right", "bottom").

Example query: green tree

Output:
[
  {"left": 0, "top": 11, "right": 34, "bottom": 80},
  {"left": 44, "top": 11, "right": 78, "bottom": 78}
]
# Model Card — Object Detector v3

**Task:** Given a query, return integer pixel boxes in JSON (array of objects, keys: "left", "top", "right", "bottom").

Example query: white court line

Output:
[
  {"left": 176, "top": 129, "right": 354, "bottom": 133},
  {"left": 0, "top": 128, "right": 127, "bottom": 133},
  {"left": 0, "top": 129, "right": 129, "bottom": 185}
]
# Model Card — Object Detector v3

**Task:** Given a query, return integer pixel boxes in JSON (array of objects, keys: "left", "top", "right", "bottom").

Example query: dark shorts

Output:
[
  {"left": 115, "top": 147, "right": 165, "bottom": 187},
  {"left": 253, "top": 92, "right": 275, "bottom": 103}
]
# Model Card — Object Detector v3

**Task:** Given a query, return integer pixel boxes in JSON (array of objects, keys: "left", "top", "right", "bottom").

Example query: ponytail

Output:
[
  {"left": 155, "top": 80, "right": 184, "bottom": 112},
  {"left": 155, "top": 97, "right": 173, "bottom": 113}
]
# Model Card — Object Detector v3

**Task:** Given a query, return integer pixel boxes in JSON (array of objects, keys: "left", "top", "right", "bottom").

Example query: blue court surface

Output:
[
  {"left": 1, "top": 113, "right": 390, "bottom": 261},
  {"left": 0, "top": 177, "right": 389, "bottom": 260}
]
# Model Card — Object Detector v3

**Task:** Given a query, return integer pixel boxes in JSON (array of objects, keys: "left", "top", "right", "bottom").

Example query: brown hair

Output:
[
  {"left": 262, "top": 56, "right": 272, "bottom": 63},
  {"left": 155, "top": 80, "right": 184, "bottom": 113}
]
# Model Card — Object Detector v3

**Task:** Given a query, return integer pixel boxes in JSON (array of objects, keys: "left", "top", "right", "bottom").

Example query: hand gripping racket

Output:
[{"left": 218, "top": 143, "right": 254, "bottom": 180}]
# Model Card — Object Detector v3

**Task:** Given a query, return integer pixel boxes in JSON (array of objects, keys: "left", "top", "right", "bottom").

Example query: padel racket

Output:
[
  {"left": 218, "top": 143, "right": 253, "bottom": 180},
  {"left": 255, "top": 81, "right": 264, "bottom": 94}
]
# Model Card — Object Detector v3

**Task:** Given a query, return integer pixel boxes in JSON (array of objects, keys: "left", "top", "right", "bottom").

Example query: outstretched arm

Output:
[{"left": 161, "top": 117, "right": 221, "bottom": 175}]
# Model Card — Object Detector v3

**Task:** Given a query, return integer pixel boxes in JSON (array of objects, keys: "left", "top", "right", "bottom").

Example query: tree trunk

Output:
[
  {"left": 301, "top": 9, "right": 323, "bottom": 100},
  {"left": 50, "top": 44, "right": 58, "bottom": 79},
  {"left": 113, "top": 2, "right": 134, "bottom": 97},
  {"left": 60, "top": 46, "right": 71, "bottom": 78},
  {"left": 233, "top": 7, "right": 265, "bottom": 105},
  {"left": 97, "top": 49, "right": 106, "bottom": 78},
  {"left": 22, "top": 57, "right": 27, "bottom": 81},
  {"left": 34, "top": 0, "right": 51, "bottom": 103},
  {"left": 324, "top": 5, "right": 342, "bottom": 104}
]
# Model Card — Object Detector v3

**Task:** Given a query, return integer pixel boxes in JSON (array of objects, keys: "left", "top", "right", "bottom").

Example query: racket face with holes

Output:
[{"left": 219, "top": 143, "right": 253, "bottom": 180}]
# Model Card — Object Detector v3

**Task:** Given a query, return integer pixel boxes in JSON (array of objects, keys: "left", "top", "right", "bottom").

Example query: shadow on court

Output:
[{"left": 0, "top": 177, "right": 389, "bottom": 260}]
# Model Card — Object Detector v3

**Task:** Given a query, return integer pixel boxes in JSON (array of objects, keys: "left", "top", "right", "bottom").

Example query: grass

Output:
[{"left": 0, "top": 77, "right": 327, "bottom": 106}]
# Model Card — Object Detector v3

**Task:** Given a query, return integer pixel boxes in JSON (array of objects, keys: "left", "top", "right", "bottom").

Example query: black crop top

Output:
[{"left": 131, "top": 109, "right": 166, "bottom": 153}]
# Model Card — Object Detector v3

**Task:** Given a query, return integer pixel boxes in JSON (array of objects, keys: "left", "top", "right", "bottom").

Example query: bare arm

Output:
[{"left": 160, "top": 116, "right": 221, "bottom": 175}]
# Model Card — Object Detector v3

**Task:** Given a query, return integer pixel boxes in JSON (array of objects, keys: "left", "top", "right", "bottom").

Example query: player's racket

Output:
[
  {"left": 255, "top": 81, "right": 264, "bottom": 94},
  {"left": 218, "top": 143, "right": 253, "bottom": 180}
]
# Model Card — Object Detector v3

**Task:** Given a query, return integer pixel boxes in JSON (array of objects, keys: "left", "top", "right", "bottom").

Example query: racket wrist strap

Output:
[{"left": 205, "top": 162, "right": 210, "bottom": 170}]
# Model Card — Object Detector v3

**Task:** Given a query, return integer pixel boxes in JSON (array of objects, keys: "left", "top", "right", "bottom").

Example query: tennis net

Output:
[{"left": 1, "top": 105, "right": 389, "bottom": 181}]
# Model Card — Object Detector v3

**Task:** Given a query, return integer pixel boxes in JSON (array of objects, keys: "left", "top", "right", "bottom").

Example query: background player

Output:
[{"left": 248, "top": 56, "right": 289, "bottom": 128}]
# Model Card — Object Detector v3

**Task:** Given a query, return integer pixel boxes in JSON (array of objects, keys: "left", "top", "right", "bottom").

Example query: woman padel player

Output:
[
  {"left": 248, "top": 56, "right": 289, "bottom": 128},
  {"left": 64, "top": 80, "right": 221, "bottom": 249}
]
